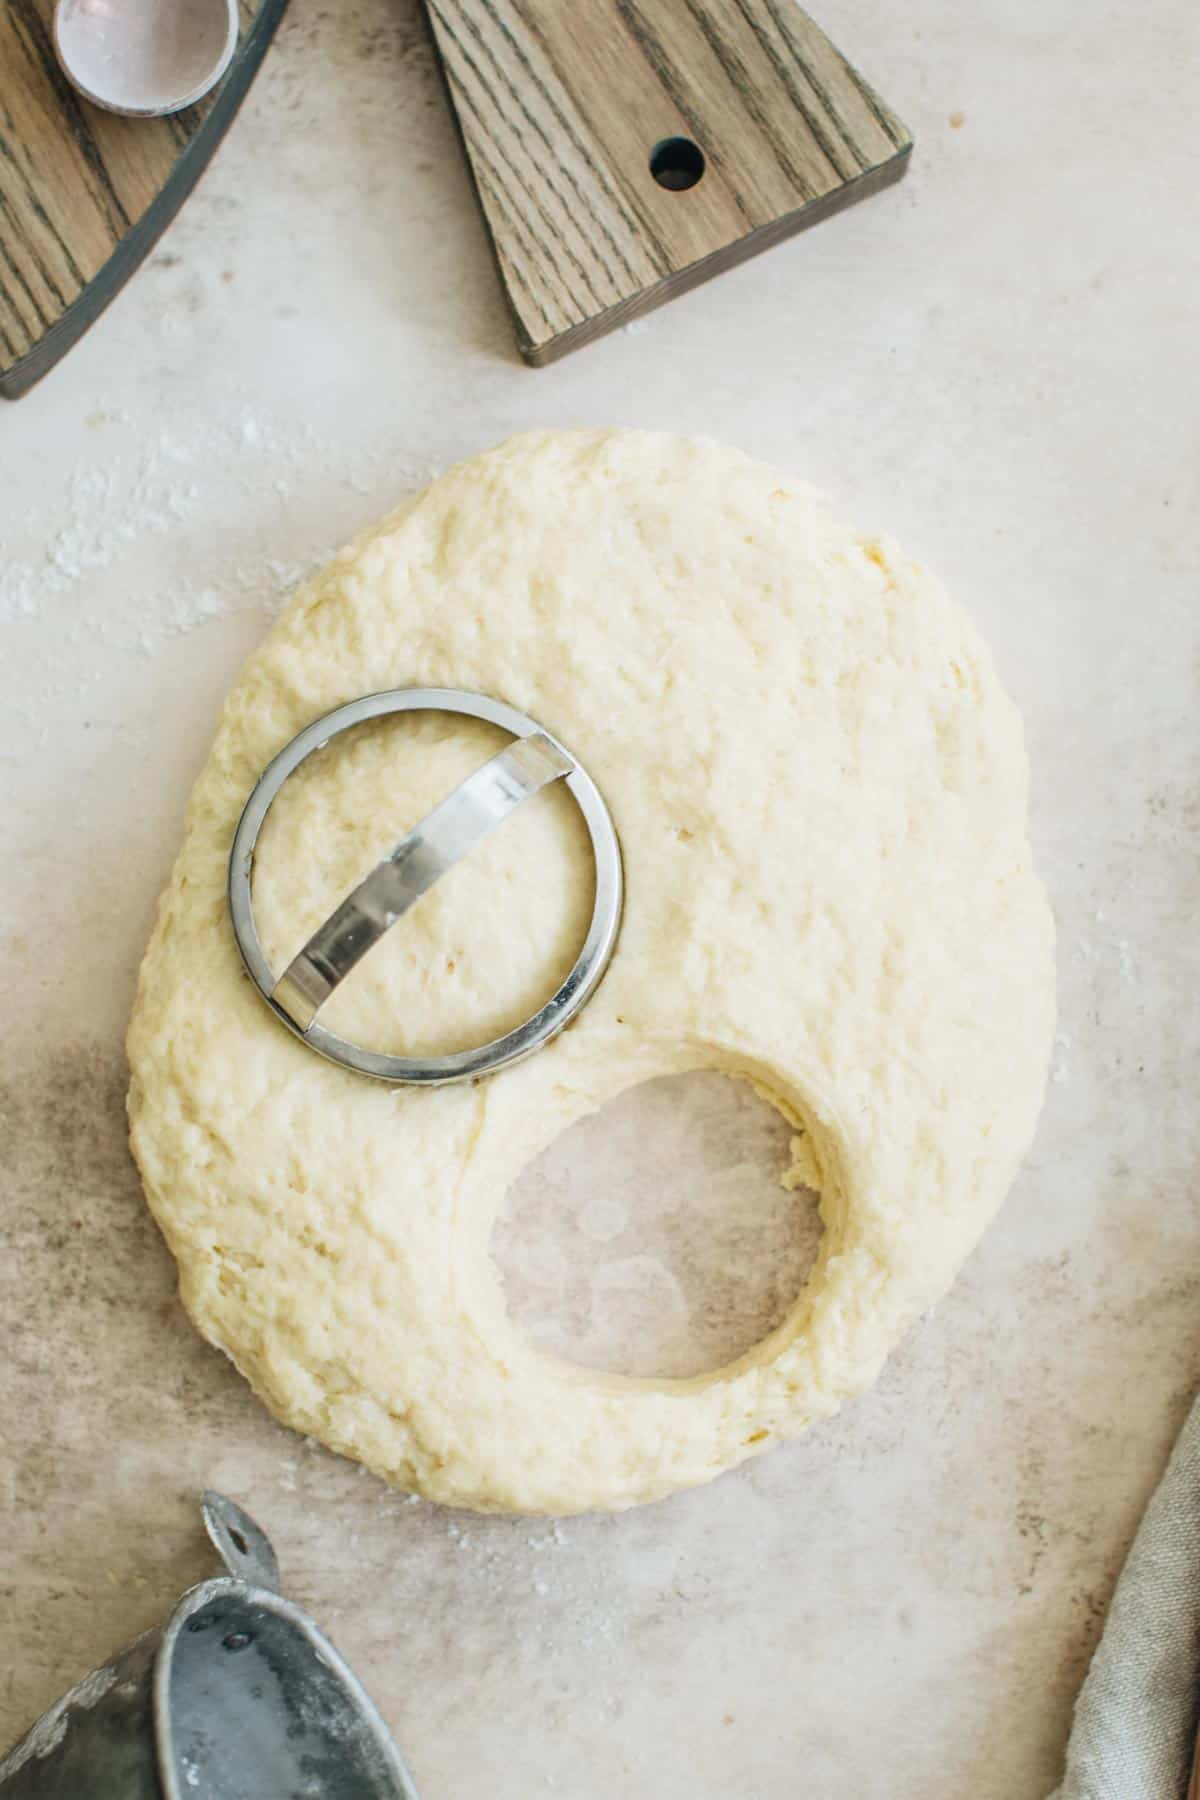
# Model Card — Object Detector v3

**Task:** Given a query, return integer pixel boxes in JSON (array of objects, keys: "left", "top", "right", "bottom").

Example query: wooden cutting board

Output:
[
  {"left": 0, "top": 0, "right": 287, "bottom": 400},
  {"left": 424, "top": 0, "right": 912, "bottom": 365}
]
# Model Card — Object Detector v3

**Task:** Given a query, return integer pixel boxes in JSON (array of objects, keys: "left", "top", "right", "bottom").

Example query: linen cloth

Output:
[{"left": 1052, "top": 1394, "right": 1200, "bottom": 1798}]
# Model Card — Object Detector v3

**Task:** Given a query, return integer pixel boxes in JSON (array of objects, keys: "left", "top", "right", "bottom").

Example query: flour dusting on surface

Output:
[{"left": 0, "top": 402, "right": 447, "bottom": 762}]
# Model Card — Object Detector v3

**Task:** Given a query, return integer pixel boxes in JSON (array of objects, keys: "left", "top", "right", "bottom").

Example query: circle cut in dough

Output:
[{"left": 127, "top": 429, "right": 1055, "bottom": 1514}]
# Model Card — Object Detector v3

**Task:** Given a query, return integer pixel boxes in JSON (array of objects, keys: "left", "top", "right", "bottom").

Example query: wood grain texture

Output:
[
  {"left": 0, "top": 0, "right": 288, "bottom": 400},
  {"left": 424, "top": 0, "right": 912, "bottom": 364}
]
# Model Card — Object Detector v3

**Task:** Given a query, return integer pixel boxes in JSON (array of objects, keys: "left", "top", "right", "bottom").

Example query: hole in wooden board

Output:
[
  {"left": 494, "top": 1071, "right": 823, "bottom": 1379},
  {"left": 649, "top": 136, "right": 706, "bottom": 191}
]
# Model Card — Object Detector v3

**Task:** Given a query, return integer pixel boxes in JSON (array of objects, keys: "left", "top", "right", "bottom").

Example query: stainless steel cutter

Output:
[{"left": 228, "top": 686, "right": 623, "bottom": 1085}]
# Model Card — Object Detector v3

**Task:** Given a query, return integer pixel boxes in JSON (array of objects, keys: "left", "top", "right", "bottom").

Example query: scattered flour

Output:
[
  {"left": 1, "top": 403, "right": 446, "bottom": 646},
  {"left": 1075, "top": 927, "right": 1138, "bottom": 991},
  {"left": 0, "top": 403, "right": 448, "bottom": 761},
  {"left": 287, "top": 1435, "right": 610, "bottom": 1651}
]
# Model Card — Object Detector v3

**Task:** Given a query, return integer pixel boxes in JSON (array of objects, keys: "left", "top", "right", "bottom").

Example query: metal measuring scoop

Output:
[
  {"left": 53, "top": 0, "right": 239, "bottom": 117},
  {"left": 0, "top": 1493, "right": 420, "bottom": 1799}
]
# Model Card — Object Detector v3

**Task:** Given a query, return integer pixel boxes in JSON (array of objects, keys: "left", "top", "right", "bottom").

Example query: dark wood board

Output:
[
  {"left": 424, "top": 0, "right": 913, "bottom": 365},
  {"left": 0, "top": 0, "right": 288, "bottom": 400}
]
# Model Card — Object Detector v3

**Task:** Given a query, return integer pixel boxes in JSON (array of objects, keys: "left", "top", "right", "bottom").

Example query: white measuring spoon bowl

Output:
[{"left": 53, "top": 0, "right": 239, "bottom": 118}]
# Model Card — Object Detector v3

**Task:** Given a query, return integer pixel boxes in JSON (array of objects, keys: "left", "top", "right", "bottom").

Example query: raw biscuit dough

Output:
[{"left": 127, "top": 429, "right": 1055, "bottom": 1514}]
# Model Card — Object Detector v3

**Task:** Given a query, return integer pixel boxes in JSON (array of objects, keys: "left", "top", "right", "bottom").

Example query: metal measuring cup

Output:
[{"left": 0, "top": 1493, "right": 419, "bottom": 1798}]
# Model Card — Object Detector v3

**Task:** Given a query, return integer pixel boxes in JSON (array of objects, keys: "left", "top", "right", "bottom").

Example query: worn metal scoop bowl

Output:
[{"left": 0, "top": 1493, "right": 418, "bottom": 1799}]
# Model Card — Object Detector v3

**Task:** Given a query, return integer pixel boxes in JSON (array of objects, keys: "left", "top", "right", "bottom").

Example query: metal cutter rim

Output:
[{"left": 227, "top": 686, "right": 624, "bottom": 1085}]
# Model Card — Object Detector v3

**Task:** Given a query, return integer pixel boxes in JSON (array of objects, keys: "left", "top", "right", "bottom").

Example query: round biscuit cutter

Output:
[
  {"left": 0, "top": 1493, "right": 419, "bottom": 1798},
  {"left": 228, "top": 688, "right": 623, "bottom": 1084}
]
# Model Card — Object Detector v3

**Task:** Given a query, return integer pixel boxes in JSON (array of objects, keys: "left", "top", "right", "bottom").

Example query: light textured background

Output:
[{"left": 2, "top": 0, "right": 1198, "bottom": 1794}]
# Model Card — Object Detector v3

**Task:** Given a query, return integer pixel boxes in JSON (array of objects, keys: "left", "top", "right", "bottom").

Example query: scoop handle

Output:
[{"left": 200, "top": 1491, "right": 281, "bottom": 1592}]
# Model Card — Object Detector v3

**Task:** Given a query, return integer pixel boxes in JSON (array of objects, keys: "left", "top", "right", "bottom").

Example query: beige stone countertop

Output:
[{"left": 1, "top": 0, "right": 1198, "bottom": 1794}]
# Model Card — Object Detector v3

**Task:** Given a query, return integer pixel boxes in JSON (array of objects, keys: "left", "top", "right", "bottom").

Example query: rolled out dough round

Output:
[{"left": 127, "top": 429, "right": 1055, "bottom": 1514}]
